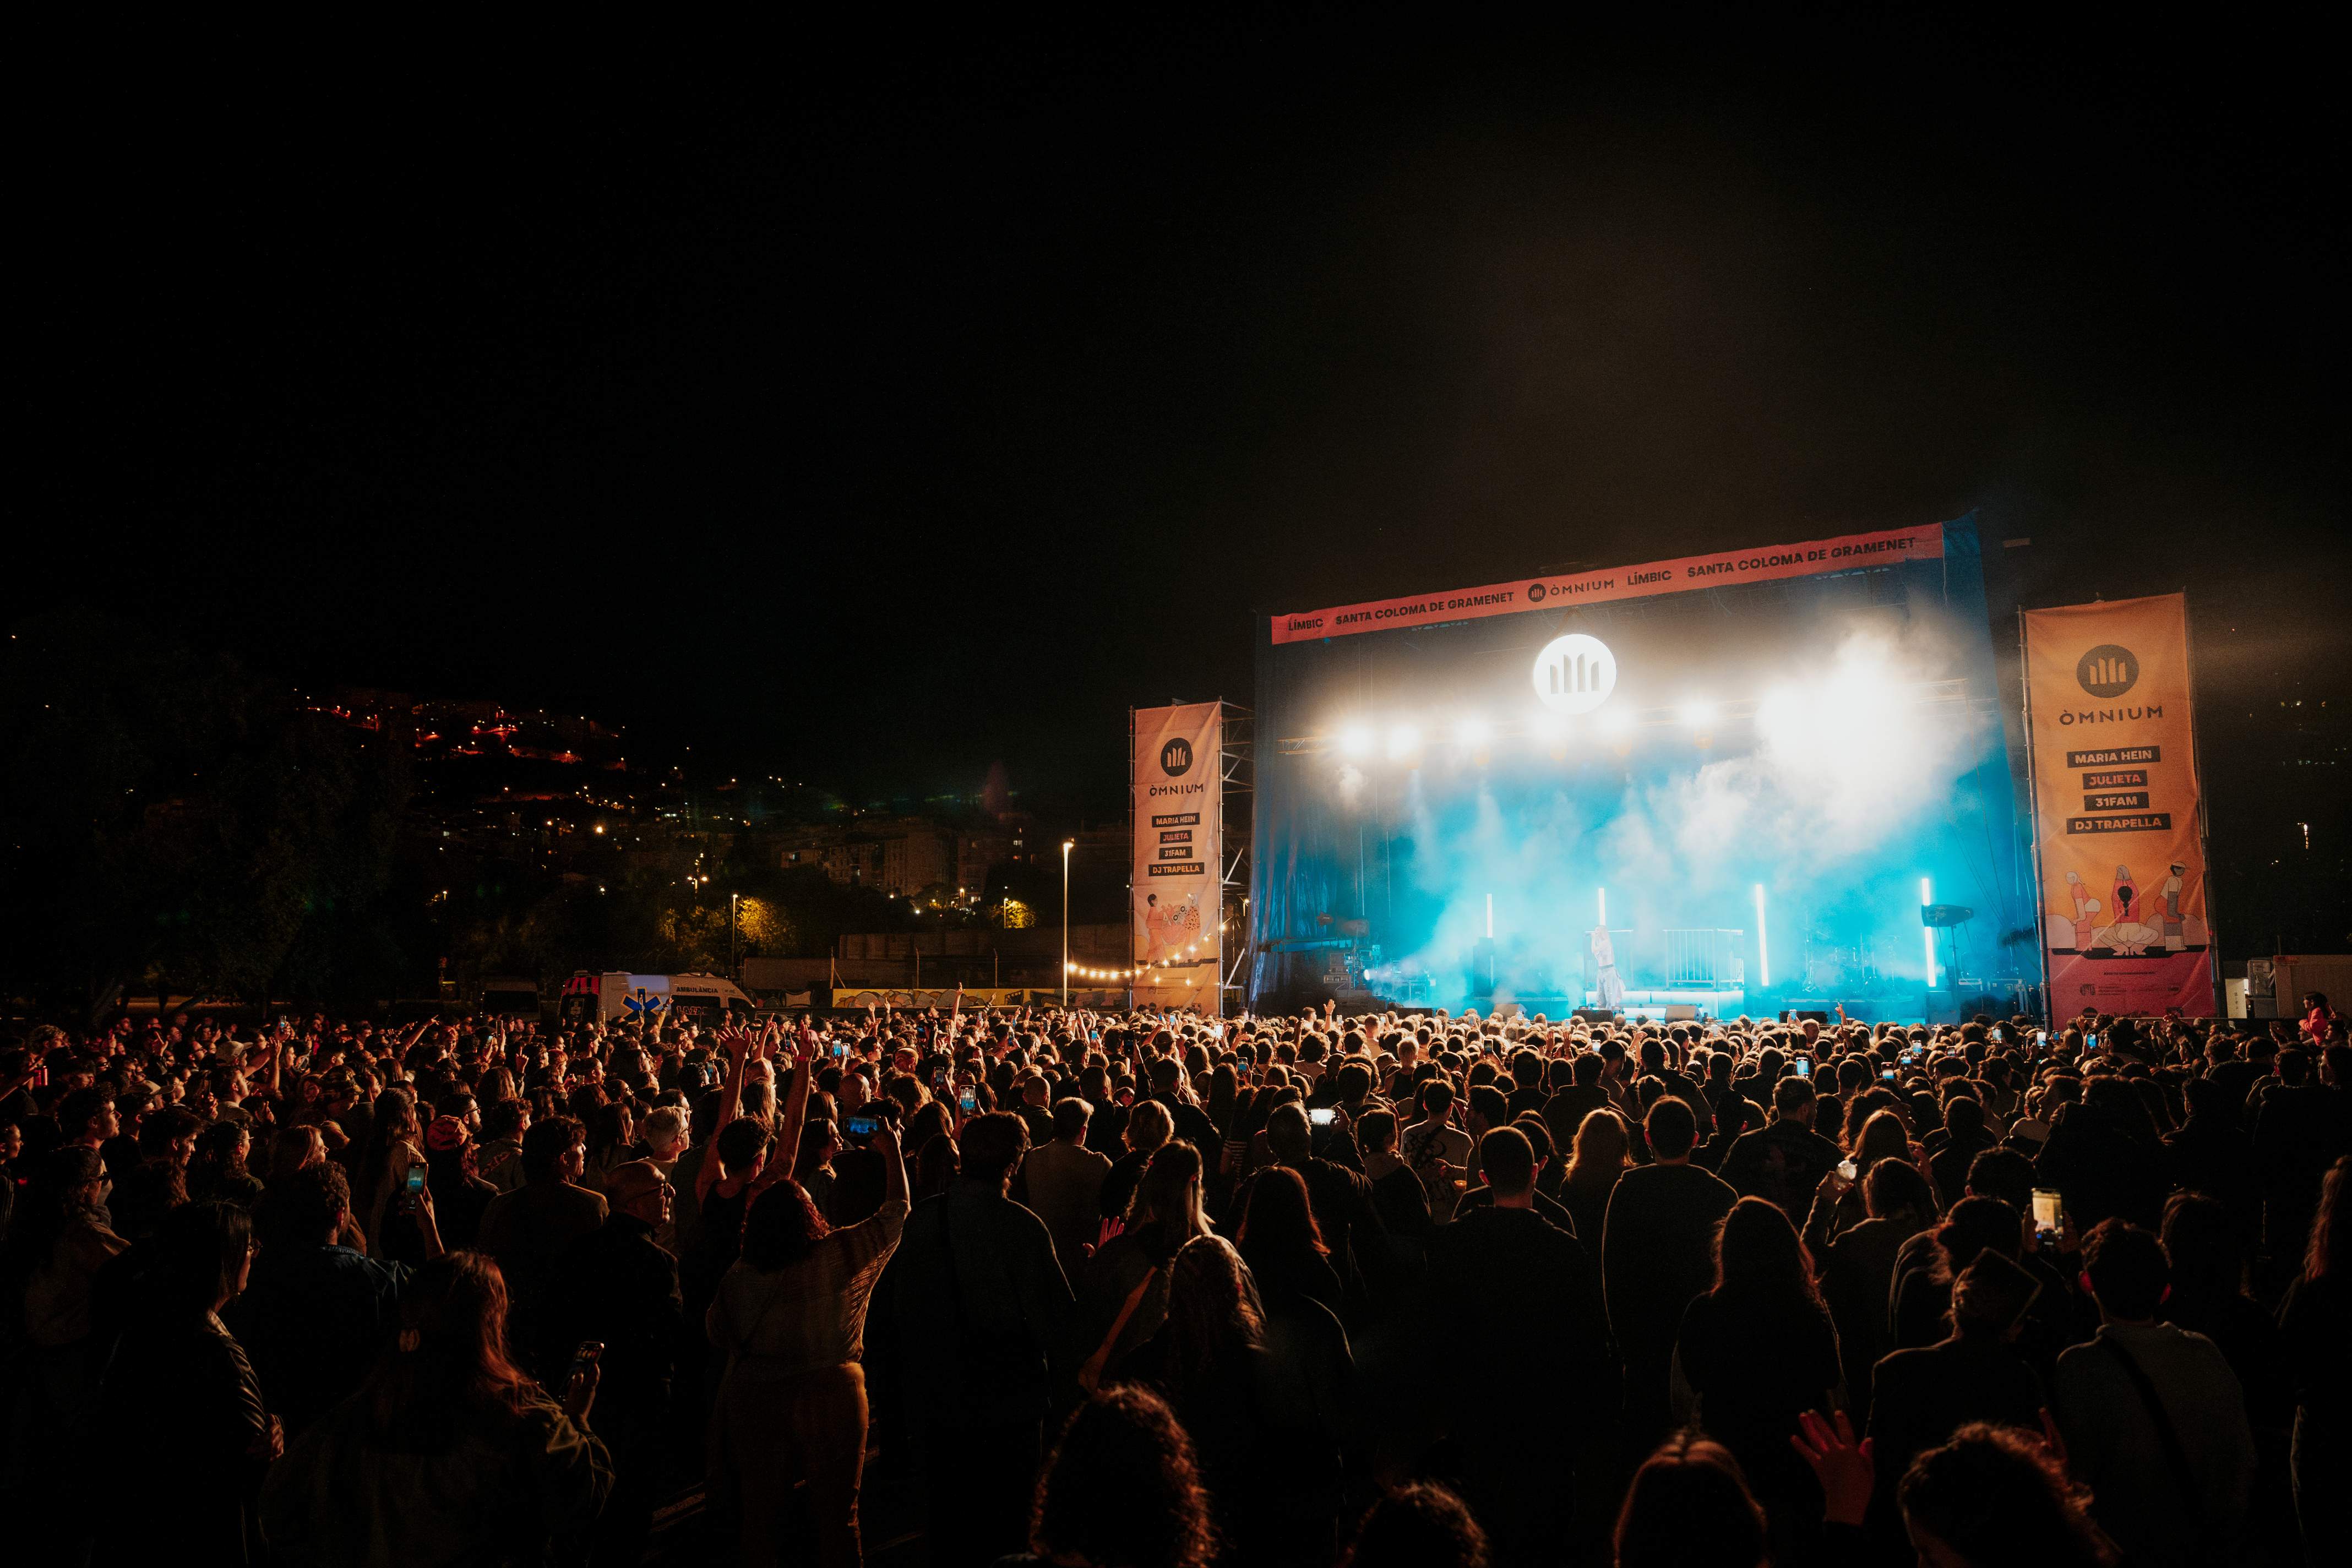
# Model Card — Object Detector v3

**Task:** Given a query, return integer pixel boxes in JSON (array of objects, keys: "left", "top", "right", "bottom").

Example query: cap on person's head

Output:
[
  {"left": 603, "top": 1159, "right": 668, "bottom": 1208},
  {"left": 425, "top": 1115, "right": 469, "bottom": 1154}
]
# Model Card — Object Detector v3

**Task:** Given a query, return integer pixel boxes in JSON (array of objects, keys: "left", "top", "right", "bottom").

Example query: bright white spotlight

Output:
[
  {"left": 1681, "top": 698, "right": 1717, "bottom": 729},
  {"left": 1456, "top": 715, "right": 1490, "bottom": 749},
  {"left": 1600, "top": 707, "right": 1634, "bottom": 738},
  {"left": 1386, "top": 722, "right": 1422, "bottom": 761},
  {"left": 1338, "top": 723, "right": 1374, "bottom": 758},
  {"left": 1530, "top": 712, "right": 1569, "bottom": 750}
]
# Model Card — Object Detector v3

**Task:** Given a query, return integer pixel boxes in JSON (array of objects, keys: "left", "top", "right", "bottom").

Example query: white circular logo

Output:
[{"left": 1532, "top": 634, "right": 1616, "bottom": 714}]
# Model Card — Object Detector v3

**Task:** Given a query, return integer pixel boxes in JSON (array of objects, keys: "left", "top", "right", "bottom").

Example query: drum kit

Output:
[
  {"left": 1798, "top": 924, "right": 1887, "bottom": 995},
  {"left": 1798, "top": 905, "right": 1975, "bottom": 998}
]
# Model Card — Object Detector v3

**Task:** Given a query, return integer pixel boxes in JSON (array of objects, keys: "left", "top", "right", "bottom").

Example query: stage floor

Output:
[{"left": 1447, "top": 986, "right": 1750, "bottom": 1021}]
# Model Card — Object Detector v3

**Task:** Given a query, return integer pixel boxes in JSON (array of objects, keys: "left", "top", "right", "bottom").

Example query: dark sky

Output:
[{"left": 21, "top": 17, "right": 2346, "bottom": 815}]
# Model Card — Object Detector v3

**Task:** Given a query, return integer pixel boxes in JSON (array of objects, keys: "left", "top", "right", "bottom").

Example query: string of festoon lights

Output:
[{"left": 1066, "top": 952, "right": 1205, "bottom": 980}]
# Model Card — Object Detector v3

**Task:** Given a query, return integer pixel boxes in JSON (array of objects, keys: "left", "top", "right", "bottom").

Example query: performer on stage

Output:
[{"left": 1592, "top": 924, "right": 1625, "bottom": 1010}]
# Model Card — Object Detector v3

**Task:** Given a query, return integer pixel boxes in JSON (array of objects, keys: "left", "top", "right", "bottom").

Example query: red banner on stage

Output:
[{"left": 1269, "top": 522, "right": 1946, "bottom": 645}]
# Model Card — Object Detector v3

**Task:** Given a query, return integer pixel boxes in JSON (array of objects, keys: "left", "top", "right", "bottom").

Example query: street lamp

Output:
[{"left": 1061, "top": 839, "right": 1075, "bottom": 1006}]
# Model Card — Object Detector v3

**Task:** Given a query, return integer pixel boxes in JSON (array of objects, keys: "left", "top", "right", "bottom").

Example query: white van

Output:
[{"left": 557, "top": 971, "right": 761, "bottom": 1026}]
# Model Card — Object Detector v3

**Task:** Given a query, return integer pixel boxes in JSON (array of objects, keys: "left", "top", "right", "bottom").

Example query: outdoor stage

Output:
[{"left": 1247, "top": 514, "right": 2039, "bottom": 1022}]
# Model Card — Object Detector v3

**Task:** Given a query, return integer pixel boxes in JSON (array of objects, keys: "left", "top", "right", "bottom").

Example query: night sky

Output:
[{"left": 21, "top": 18, "right": 2346, "bottom": 819}]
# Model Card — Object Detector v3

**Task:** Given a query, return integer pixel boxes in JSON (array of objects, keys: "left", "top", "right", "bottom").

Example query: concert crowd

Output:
[{"left": 1, "top": 990, "right": 2346, "bottom": 1568}]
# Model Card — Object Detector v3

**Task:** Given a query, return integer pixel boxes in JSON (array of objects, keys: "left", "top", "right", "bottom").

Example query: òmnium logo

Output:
[
  {"left": 1532, "top": 634, "right": 1617, "bottom": 715},
  {"left": 1160, "top": 738, "right": 1194, "bottom": 777},
  {"left": 1526, "top": 581, "right": 1547, "bottom": 603},
  {"left": 2076, "top": 645, "right": 2139, "bottom": 699}
]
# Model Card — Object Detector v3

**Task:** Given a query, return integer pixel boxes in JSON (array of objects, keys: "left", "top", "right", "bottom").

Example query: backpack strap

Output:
[{"left": 2098, "top": 1333, "right": 2204, "bottom": 1529}]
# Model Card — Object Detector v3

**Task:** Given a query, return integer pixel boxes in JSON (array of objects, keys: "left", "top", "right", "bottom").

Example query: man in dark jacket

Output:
[
  {"left": 1425, "top": 1125, "right": 1618, "bottom": 1568},
  {"left": 552, "top": 1159, "right": 684, "bottom": 1568},
  {"left": 1926, "top": 1096, "right": 1997, "bottom": 1212},
  {"left": 882, "top": 1112, "right": 1073, "bottom": 1568},
  {"left": 1719, "top": 1076, "right": 1843, "bottom": 1216},
  {"left": 477, "top": 1116, "right": 607, "bottom": 1359},
  {"left": 230, "top": 1162, "right": 410, "bottom": 1436},
  {"left": 1601, "top": 1096, "right": 1736, "bottom": 1442}
]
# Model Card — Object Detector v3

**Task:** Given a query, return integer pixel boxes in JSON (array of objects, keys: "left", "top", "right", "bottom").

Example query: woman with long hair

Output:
[
  {"left": 707, "top": 1124, "right": 907, "bottom": 1568},
  {"left": 1079, "top": 1141, "right": 1210, "bottom": 1376},
  {"left": 1611, "top": 1431, "right": 1767, "bottom": 1568},
  {"left": 355, "top": 1086, "right": 430, "bottom": 1265},
  {"left": 190, "top": 1120, "right": 265, "bottom": 1208},
  {"left": 1805, "top": 1107, "right": 1914, "bottom": 1253},
  {"left": 268, "top": 1121, "right": 329, "bottom": 1181},
  {"left": 1099, "top": 1099, "right": 1173, "bottom": 1233},
  {"left": 1124, "top": 1233, "right": 1271, "bottom": 1545},
  {"left": 1559, "top": 1108, "right": 1631, "bottom": 1249},
  {"left": 421, "top": 1115, "right": 500, "bottom": 1253},
  {"left": 92, "top": 1202, "right": 273, "bottom": 1566},
  {"left": 911, "top": 1131, "right": 961, "bottom": 1202},
  {"left": 1815, "top": 1157, "right": 1937, "bottom": 1429},
  {"left": 580, "top": 1100, "right": 636, "bottom": 1196},
  {"left": 1238, "top": 1164, "right": 1340, "bottom": 1315},
  {"left": 1899, "top": 1422, "right": 2118, "bottom": 1567},
  {"left": 2279, "top": 1155, "right": 2350, "bottom": 1564},
  {"left": 1025, "top": 1386, "right": 1217, "bottom": 1568},
  {"left": 1671, "top": 1196, "right": 1842, "bottom": 1556},
  {"left": 261, "top": 1251, "right": 612, "bottom": 1563}
]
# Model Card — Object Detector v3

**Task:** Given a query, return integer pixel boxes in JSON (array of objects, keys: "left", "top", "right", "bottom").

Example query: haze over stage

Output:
[{"left": 1248, "top": 514, "right": 2031, "bottom": 1020}]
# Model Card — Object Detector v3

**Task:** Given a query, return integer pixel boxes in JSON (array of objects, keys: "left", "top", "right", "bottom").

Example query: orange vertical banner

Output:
[{"left": 2022, "top": 594, "right": 2216, "bottom": 1017}]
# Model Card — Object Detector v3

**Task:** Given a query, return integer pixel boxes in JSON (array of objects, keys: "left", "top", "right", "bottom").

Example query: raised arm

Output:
[{"left": 705, "top": 1028, "right": 752, "bottom": 1167}]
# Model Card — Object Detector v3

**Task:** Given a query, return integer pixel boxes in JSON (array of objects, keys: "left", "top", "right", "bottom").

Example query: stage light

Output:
[
  {"left": 1597, "top": 887, "right": 1607, "bottom": 926},
  {"left": 1599, "top": 707, "right": 1634, "bottom": 739},
  {"left": 1456, "top": 715, "right": 1490, "bottom": 749},
  {"left": 1681, "top": 699, "right": 1717, "bottom": 729},
  {"left": 1338, "top": 723, "right": 1374, "bottom": 758},
  {"left": 1921, "top": 876, "right": 1937, "bottom": 989},
  {"left": 1754, "top": 883, "right": 1770, "bottom": 987},
  {"left": 1386, "top": 722, "right": 1422, "bottom": 761}
]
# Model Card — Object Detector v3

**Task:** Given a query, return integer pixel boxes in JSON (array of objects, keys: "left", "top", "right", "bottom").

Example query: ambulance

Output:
[{"left": 557, "top": 971, "right": 762, "bottom": 1026}]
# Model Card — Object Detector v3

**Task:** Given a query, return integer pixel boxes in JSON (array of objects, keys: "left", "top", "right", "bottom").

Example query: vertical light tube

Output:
[
  {"left": 1597, "top": 887, "right": 1607, "bottom": 927},
  {"left": 1920, "top": 876, "right": 1937, "bottom": 989},
  {"left": 1755, "top": 883, "right": 1770, "bottom": 988},
  {"left": 1484, "top": 893, "right": 1494, "bottom": 940}
]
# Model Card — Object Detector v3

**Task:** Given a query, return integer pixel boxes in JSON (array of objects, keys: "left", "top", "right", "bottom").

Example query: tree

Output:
[{"left": 0, "top": 607, "right": 412, "bottom": 1017}]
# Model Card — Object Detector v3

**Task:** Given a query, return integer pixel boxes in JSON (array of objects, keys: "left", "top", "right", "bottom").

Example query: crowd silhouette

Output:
[{"left": 2, "top": 991, "right": 2346, "bottom": 1567}]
